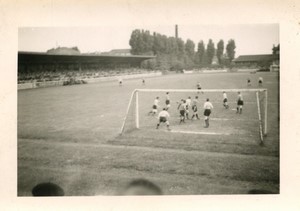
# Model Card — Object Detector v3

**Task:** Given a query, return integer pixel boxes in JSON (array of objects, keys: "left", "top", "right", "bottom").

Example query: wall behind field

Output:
[{"left": 17, "top": 72, "right": 162, "bottom": 90}]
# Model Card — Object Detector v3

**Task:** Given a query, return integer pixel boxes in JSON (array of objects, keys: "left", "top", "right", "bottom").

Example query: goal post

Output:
[{"left": 120, "top": 88, "right": 268, "bottom": 141}]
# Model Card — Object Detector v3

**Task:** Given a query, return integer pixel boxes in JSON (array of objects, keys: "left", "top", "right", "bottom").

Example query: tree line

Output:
[{"left": 129, "top": 29, "right": 236, "bottom": 71}]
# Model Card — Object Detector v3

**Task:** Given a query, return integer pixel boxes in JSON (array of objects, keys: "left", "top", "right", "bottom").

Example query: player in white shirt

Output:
[
  {"left": 148, "top": 97, "right": 159, "bottom": 116},
  {"left": 203, "top": 98, "right": 213, "bottom": 128},
  {"left": 156, "top": 108, "right": 171, "bottom": 130},
  {"left": 258, "top": 77, "right": 263, "bottom": 86},
  {"left": 185, "top": 96, "right": 192, "bottom": 119},
  {"left": 165, "top": 92, "right": 171, "bottom": 110},
  {"left": 191, "top": 96, "right": 200, "bottom": 120},
  {"left": 236, "top": 92, "right": 244, "bottom": 114},
  {"left": 223, "top": 91, "right": 229, "bottom": 109}
]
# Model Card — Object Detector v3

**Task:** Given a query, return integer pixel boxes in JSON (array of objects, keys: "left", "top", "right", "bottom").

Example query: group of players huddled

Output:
[
  {"left": 149, "top": 90, "right": 245, "bottom": 130},
  {"left": 147, "top": 76, "right": 264, "bottom": 131}
]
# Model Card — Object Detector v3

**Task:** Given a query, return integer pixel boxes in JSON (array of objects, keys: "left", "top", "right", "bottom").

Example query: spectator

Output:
[
  {"left": 31, "top": 182, "right": 65, "bottom": 196},
  {"left": 121, "top": 179, "right": 163, "bottom": 195}
]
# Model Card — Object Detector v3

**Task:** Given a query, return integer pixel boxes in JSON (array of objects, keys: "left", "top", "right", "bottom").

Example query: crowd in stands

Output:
[{"left": 18, "top": 68, "right": 158, "bottom": 84}]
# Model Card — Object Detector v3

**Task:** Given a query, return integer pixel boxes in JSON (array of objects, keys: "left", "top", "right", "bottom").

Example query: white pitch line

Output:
[
  {"left": 174, "top": 117, "right": 257, "bottom": 121},
  {"left": 170, "top": 130, "right": 231, "bottom": 135},
  {"left": 210, "top": 101, "right": 278, "bottom": 105},
  {"left": 210, "top": 117, "right": 257, "bottom": 121}
]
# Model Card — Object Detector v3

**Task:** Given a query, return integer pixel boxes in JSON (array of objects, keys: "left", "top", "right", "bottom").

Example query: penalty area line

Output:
[{"left": 169, "top": 130, "right": 231, "bottom": 135}]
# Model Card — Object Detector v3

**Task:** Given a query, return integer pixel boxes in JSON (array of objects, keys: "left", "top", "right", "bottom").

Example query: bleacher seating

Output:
[{"left": 18, "top": 68, "right": 157, "bottom": 84}]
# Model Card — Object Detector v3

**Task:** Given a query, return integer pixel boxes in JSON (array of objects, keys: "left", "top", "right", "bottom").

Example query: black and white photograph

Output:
[
  {"left": 1, "top": 0, "right": 300, "bottom": 210},
  {"left": 17, "top": 24, "right": 279, "bottom": 196}
]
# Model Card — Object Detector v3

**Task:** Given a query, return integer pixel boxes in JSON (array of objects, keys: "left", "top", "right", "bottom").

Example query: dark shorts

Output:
[
  {"left": 197, "top": 87, "right": 202, "bottom": 90},
  {"left": 259, "top": 80, "right": 262, "bottom": 84},
  {"left": 180, "top": 110, "right": 185, "bottom": 116},
  {"left": 159, "top": 117, "right": 167, "bottom": 123},
  {"left": 166, "top": 100, "right": 170, "bottom": 105},
  {"left": 152, "top": 105, "right": 157, "bottom": 109},
  {"left": 223, "top": 98, "right": 228, "bottom": 103},
  {"left": 192, "top": 105, "right": 197, "bottom": 112},
  {"left": 204, "top": 109, "right": 211, "bottom": 116},
  {"left": 237, "top": 100, "right": 244, "bottom": 106}
]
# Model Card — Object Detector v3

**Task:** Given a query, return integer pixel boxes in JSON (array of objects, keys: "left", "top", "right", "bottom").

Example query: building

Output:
[{"left": 233, "top": 54, "right": 279, "bottom": 70}]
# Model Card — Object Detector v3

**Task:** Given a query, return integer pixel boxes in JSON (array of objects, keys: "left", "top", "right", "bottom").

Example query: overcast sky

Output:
[{"left": 18, "top": 24, "right": 279, "bottom": 56}]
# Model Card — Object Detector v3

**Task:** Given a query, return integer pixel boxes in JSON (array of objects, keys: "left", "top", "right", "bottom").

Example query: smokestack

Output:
[{"left": 175, "top": 25, "right": 178, "bottom": 38}]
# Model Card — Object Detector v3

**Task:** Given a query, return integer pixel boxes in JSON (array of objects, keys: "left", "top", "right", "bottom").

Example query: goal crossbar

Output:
[
  {"left": 135, "top": 88, "right": 267, "bottom": 93},
  {"left": 120, "top": 88, "right": 268, "bottom": 141}
]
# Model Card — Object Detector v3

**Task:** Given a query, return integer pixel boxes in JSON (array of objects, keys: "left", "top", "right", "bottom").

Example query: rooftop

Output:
[{"left": 233, "top": 54, "right": 279, "bottom": 62}]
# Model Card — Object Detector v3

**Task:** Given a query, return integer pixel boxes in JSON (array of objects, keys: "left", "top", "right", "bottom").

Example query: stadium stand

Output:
[{"left": 18, "top": 51, "right": 157, "bottom": 86}]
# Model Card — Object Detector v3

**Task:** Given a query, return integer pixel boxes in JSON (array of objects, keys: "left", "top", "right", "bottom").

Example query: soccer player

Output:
[
  {"left": 185, "top": 96, "right": 192, "bottom": 119},
  {"left": 118, "top": 78, "right": 123, "bottom": 86},
  {"left": 223, "top": 91, "right": 229, "bottom": 109},
  {"left": 142, "top": 78, "right": 145, "bottom": 85},
  {"left": 203, "top": 98, "right": 213, "bottom": 128},
  {"left": 156, "top": 108, "right": 171, "bottom": 130},
  {"left": 236, "top": 92, "right": 244, "bottom": 114},
  {"left": 165, "top": 92, "right": 171, "bottom": 110},
  {"left": 196, "top": 82, "right": 204, "bottom": 94},
  {"left": 247, "top": 78, "right": 251, "bottom": 86},
  {"left": 258, "top": 77, "right": 263, "bottom": 86},
  {"left": 191, "top": 96, "right": 200, "bottom": 120},
  {"left": 148, "top": 97, "right": 159, "bottom": 116},
  {"left": 196, "top": 82, "right": 202, "bottom": 90},
  {"left": 177, "top": 99, "right": 186, "bottom": 124}
]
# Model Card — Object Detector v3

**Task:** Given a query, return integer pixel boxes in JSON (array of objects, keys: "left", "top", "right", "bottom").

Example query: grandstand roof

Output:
[
  {"left": 18, "top": 51, "right": 155, "bottom": 64},
  {"left": 233, "top": 54, "right": 279, "bottom": 63}
]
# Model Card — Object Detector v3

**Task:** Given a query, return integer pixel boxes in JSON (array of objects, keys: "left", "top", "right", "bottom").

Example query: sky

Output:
[{"left": 18, "top": 24, "right": 279, "bottom": 57}]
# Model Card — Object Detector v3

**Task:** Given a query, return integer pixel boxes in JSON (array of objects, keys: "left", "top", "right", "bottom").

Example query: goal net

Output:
[{"left": 120, "top": 89, "right": 268, "bottom": 142}]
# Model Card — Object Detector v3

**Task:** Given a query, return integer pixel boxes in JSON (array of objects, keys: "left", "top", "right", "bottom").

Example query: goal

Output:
[{"left": 120, "top": 88, "right": 268, "bottom": 142}]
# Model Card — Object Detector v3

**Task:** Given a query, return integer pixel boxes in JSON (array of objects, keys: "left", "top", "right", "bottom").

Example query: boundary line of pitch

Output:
[{"left": 168, "top": 130, "right": 232, "bottom": 135}]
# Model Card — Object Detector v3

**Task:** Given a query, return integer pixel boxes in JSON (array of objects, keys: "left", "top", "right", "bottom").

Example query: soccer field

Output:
[{"left": 18, "top": 72, "right": 279, "bottom": 195}]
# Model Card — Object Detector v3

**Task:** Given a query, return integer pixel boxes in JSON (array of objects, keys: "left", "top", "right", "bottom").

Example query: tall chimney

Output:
[{"left": 175, "top": 25, "right": 178, "bottom": 38}]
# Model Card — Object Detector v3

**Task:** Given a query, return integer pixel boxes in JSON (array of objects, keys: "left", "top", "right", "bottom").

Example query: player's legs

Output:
[
  {"left": 166, "top": 120, "right": 170, "bottom": 130},
  {"left": 203, "top": 109, "right": 211, "bottom": 128},
  {"left": 196, "top": 112, "right": 199, "bottom": 119},
  {"left": 179, "top": 110, "right": 185, "bottom": 123},
  {"left": 186, "top": 108, "right": 189, "bottom": 119},
  {"left": 157, "top": 117, "right": 164, "bottom": 129},
  {"left": 204, "top": 116, "right": 209, "bottom": 128},
  {"left": 236, "top": 102, "right": 240, "bottom": 113}
]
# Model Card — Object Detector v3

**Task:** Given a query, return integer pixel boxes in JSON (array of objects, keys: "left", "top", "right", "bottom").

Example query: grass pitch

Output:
[{"left": 18, "top": 72, "right": 279, "bottom": 196}]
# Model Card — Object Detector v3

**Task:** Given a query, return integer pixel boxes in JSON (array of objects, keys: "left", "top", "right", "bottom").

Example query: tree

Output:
[
  {"left": 206, "top": 39, "right": 215, "bottom": 65},
  {"left": 216, "top": 40, "right": 224, "bottom": 64},
  {"left": 129, "top": 29, "right": 142, "bottom": 55},
  {"left": 197, "top": 40, "right": 205, "bottom": 65},
  {"left": 226, "top": 39, "right": 236, "bottom": 63},
  {"left": 185, "top": 39, "right": 195, "bottom": 60},
  {"left": 272, "top": 44, "right": 280, "bottom": 55}
]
